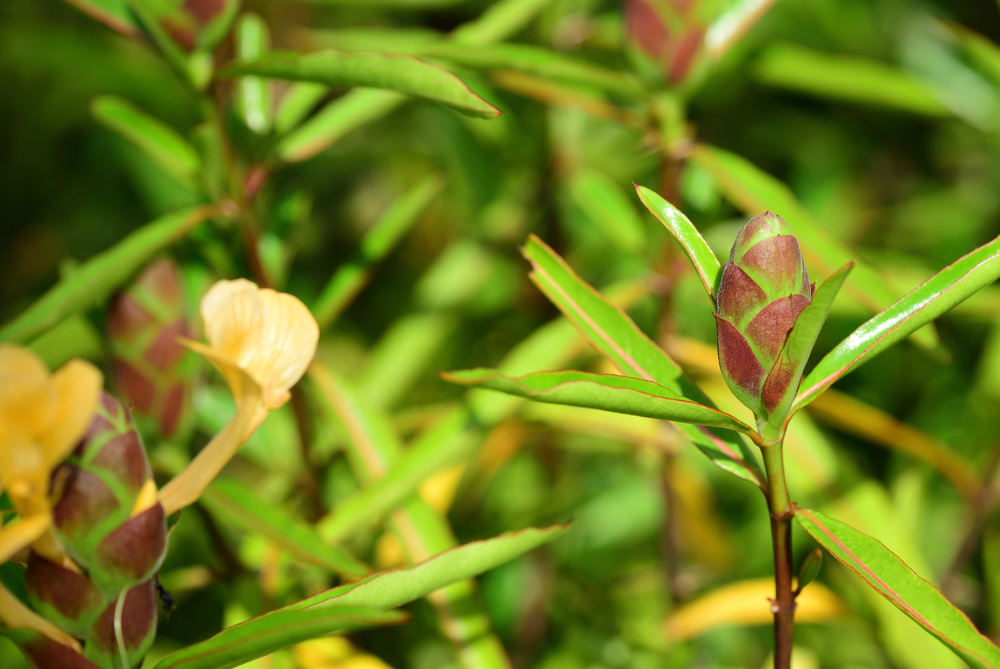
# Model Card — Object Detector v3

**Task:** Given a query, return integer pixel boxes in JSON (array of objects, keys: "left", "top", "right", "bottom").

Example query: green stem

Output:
[{"left": 761, "top": 437, "right": 795, "bottom": 669}]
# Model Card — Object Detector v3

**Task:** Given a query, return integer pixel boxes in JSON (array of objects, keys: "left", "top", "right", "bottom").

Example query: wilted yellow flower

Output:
[
  {"left": 158, "top": 279, "right": 318, "bottom": 515},
  {"left": 0, "top": 344, "right": 100, "bottom": 650}
]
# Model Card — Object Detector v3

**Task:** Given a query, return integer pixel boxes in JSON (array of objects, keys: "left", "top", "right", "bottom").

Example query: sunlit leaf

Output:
[
  {"left": 635, "top": 184, "right": 721, "bottom": 301},
  {"left": 443, "top": 368, "right": 754, "bottom": 434},
  {"left": 795, "top": 232, "right": 1000, "bottom": 411},
  {"left": 450, "top": 0, "right": 556, "bottom": 45},
  {"left": 219, "top": 51, "right": 501, "bottom": 118},
  {"left": 522, "top": 235, "right": 765, "bottom": 487},
  {"left": 795, "top": 508, "right": 1000, "bottom": 669}
]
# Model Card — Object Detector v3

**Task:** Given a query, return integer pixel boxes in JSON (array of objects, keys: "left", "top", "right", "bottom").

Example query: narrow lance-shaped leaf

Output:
[
  {"left": 0, "top": 206, "right": 219, "bottom": 344},
  {"left": 635, "top": 184, "right": 721, "bottom": 302},
  {"left": 291, "top": 524, "right": 569, "bottom": 613},
  {"left": 522, "top": 235, "right": 765, "bottom": 487},
  {"left": 274, "top": 82, "right": 328, "bottom": 134},
  {"left": 795, "top": 233, "right": 1000, "bottom": 412},
  {"left": 312, "top": 174, "right": 445, "bottom": 328},
  {"left": 450, "top": 0, "right": 556, "bottom": 45},
  {"left": 219, "top": 51, "right": 501, "bottom": 118},
  {"left": 61, "top": 0, "right": 142, "bottom": 38},
  {"left": 200, "top": 478, "right": 369, "bottom": 576},
  {"left": 570, "top": 170, "right": 646, "bottom": 255},
  {"left": 689, "top": 142, "right": 944, "bottom": 353},
  {"left": 795, "top": 508, "right": 1000, "bottom": 669},
  {"left": 443, "top": 369, "right": 755, "bottom": 435},
  {"left": 91, "top": 96, "right": 202, "bottom": 188},
  {"left": 754, "top": 43, "right": 951, "bottom": 116},
  {"left": 316, "top": 408, "right": 476, "bottom": 544},
  {"left": 150, "top": 607, "right": 406, "bottom": 669},
  {"left": 764, "top": 263, "right": 852, "bottom": 434},
  {"left": 234, "top": 13, "right": 273, "bottom": 134},
  {"left": 276, "top": 88, "right": 405, "bottom": 163}
]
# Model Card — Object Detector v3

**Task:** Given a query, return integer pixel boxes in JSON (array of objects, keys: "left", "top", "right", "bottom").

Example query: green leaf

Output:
[
  {"left": 234, "top": 13, "right": 273, "bottom": 134},
  {"left": 296, "top": 0, "right": 464, "bottom": 5},
  {"left": 312, "top": 174, "right": 444, "bottom": 327},
  {"left": 91, "top": 95, "right": 202, "bottom": 188},
  {"left": 942, "top": 20, "right": 1000, "bottom": 90},
  {"left": 219, "top": 51, "right": 501, "bottom": 118},
  {"left": 569, "top": 169, "right": 646, "bottom": 254},
  {"left": 763, "top": 263, "right": 852, "bottom": 434},
  {"left": 419, "top": 43, "right": 645, "bottom": 99},
  {"left": 754, "top": 43, "right": 951, "bottom": 115},
  {"left": 0, "top": 206, "right": 218, "bottom": 344},
  {"left": 316, "top": 408, "right": 476, "bottom": 544},
  {"left": 450, "top": 0, "right": 556, "bottom": 45},
  {"left": 795, "top": 508, "right": 1000, "bottom": 669},
  {"left": 795, "top": 233, "right": 1000, "bottom": 412},
  {"left": 522, "top": 235, "right": 765, "bottom": 487},
  {"left": 61, "top": 0, "right": 142, "bottom": 38},
  {"left": 292, "top": 524, "right": 568, "bottom": 612},
  {"left": 634, "top": 184, "right": 721, "bottom": 302},
  {"left": 796, "top": 548, "right": 823, "bottom": 593},
  {"left": 150, "top": 607, "right": 405, "bottom": 669},
  {"left": 200, "top": 478, "right": 369, "bottom": 576},
  {"left": 274, "top": 82, "right": 328, "bottom": 134},
  {"left": 690, "top": 143, "right": 944, "bottom": 354},
  {"left": 310, "top": 27, "right": 443, "bottom": 54},
  {"left": 443, "top": 368, "right": 754, "bottom": 434},
  {"left": 276, "top": 88, "right": 405, "bottom": 162}
]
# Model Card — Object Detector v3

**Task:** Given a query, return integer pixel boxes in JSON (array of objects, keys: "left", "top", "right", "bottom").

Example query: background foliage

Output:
[{"left": 4, "top": 0, "right": 1000, "bottom": 667}]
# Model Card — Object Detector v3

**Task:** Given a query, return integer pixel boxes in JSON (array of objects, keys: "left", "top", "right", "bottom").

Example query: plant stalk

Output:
[{"left": 762, "top": 437, "right": 795, "bottom": 669}]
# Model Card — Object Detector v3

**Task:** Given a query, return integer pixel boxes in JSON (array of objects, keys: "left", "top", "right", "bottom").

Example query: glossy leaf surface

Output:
[
  {"left": 150, "top": 607, "right": 405, "bottom": 669},
  {"left": 443, "top": 368, "right": 754, "bottom": 434},
  {"left": 635, "top": 184, "right": 722, "bottom": 302},
  {"left": 795, "top": 508, "right": 1000, "bottom": 669},
  {"left": 219, "top": 51, "right": 501, "bottom": 118},
  {"left": 0, "top": 206, "right": 217, "bottom": 344},
  {"left": 200, "top": 478, "right": 369, "bottom": 575},
  {"left": 796, "top": 233, "right": 1000, "bottom": 411},
  {"left": 522, "top": 235, "right": 764, "bottom": 487}
]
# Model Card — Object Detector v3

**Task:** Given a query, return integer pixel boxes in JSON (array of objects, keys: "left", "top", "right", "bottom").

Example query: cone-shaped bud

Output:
[
  {"left": 4, "top": 630, "right": 100, "bottom": 669},
  {"left": 52, "top": 392, "right": 166, "bottom": 598},
  {"left": 83, "top": 580, "right": 158, "bottom": 669},
  {"left": 25, "top": 553, "right": 104, "bottom": 637},
  {"left": 107, "top": 258, "right": 192, "bottom": 438},
  {"left": 715, "top": 213, "right": 813, "bottom": 422}
]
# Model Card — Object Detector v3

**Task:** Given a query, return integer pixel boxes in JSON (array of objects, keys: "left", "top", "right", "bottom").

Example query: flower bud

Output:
[
  {"left": 25, "top": 554, "right": 104, "bottom": 637},
  {"left": 52, "top": 393, "right": 166, "bottom": 598},
  {"left": 83, "top": 581, "right": 158, "bottom": 669},
  {"left": 715, "top": 213, "right": 814, "bottom": 421},
  {"left": 107, "top": 258, "right": 192, "bottom": 438},
  {"left": 4, "top": 630, "right": 99, "bottom": 669}
]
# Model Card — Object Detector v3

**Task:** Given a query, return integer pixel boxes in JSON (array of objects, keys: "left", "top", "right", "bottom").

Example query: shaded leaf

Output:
[
  {"left": 795, "top": 232, "right": 1000, "bottom": 412},
  {"left": 219, "top": 51, "right": 501, "bottom": 118},
  {"left": 443, "top": 368, "right": 754, "bottom": 434},
  {"left": 62, "top": 0, "right": 142, "bottom": 38},
  {"left": 635, "top": 184, "right": 721, "bottom": 301},
  {"left": 91, "top": 96, "right": 202, "bottom": 188},
  {"left": 150, "top": 607, "right": 406, "bottom": 669},
  {"left": 569, "top": 169, "right": 646, "bottom": 254},
  {"left": 522, "top": 235, "right": 764, "bottom": 487},
  {"left": 795, "top": 508, "right": 1000, "bottom": 669},
  {"left": 200, "top": 478, "right": 369, "bottom": 576},
  {"left": 0, "top": 206, "right": 218, "bottom": 344},
  {"left": 797, "top": 548, "right": 823, "bottom": 593}
]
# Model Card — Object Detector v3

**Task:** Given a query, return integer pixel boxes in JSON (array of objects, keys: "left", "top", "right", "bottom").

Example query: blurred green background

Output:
[{"left": 4, "top": 0, "right": 1000, "bottom": 667}]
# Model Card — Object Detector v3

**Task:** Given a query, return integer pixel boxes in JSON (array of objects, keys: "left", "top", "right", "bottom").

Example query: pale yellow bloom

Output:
[
  {"left": 159, "top": 279, "right": 318, "bottom": 515},
  {"left": 0, "top": 344, "right": 101, "bottom": 647}
]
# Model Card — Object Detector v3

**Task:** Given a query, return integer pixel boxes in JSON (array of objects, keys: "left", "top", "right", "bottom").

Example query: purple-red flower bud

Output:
[{"left": 715, "top": 213, "right": 814, "bottom": 421}]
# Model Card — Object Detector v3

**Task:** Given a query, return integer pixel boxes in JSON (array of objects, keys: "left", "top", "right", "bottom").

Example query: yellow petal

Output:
[
  {"left": 0, "top": 583, "right": 82, "bottom": 652},
  {"left": 39, "top": 359, "right": 103, "bottom": 469},
  {"left": 247, "top": 289, "right": 318, "bottom": 408},
  {"left": 0, "top": 513, "right": 50, "bottom": 564},
  {"left": 201, "top": 279, "right": 264, "bottom": 363},
  {"left": 130, "top": 479, "right": 159, "bottom": 518},
  {"left": 158, "top": 363, "right": 265, "bottom": 516},
  {"left": 0, "top": 345, "right": 57, "bottom": 439}
]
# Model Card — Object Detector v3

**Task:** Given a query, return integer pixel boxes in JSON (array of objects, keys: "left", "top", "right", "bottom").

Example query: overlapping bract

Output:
[{"left": 714, "top": 212, "right": 813, "bottom": 423}]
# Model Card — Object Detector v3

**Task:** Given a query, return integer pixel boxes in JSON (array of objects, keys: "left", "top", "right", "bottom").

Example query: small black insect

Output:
[{"left": 154, "top": 576, "right": 175, "bottom": 616}]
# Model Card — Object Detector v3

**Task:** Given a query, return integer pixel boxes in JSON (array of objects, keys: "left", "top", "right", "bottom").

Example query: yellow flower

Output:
[
  {"left": 0, "top": 344, "right": 100, "bottom": 651},
  {"left": 158, "top": 279, "right": 318, "bottom": 515}
]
